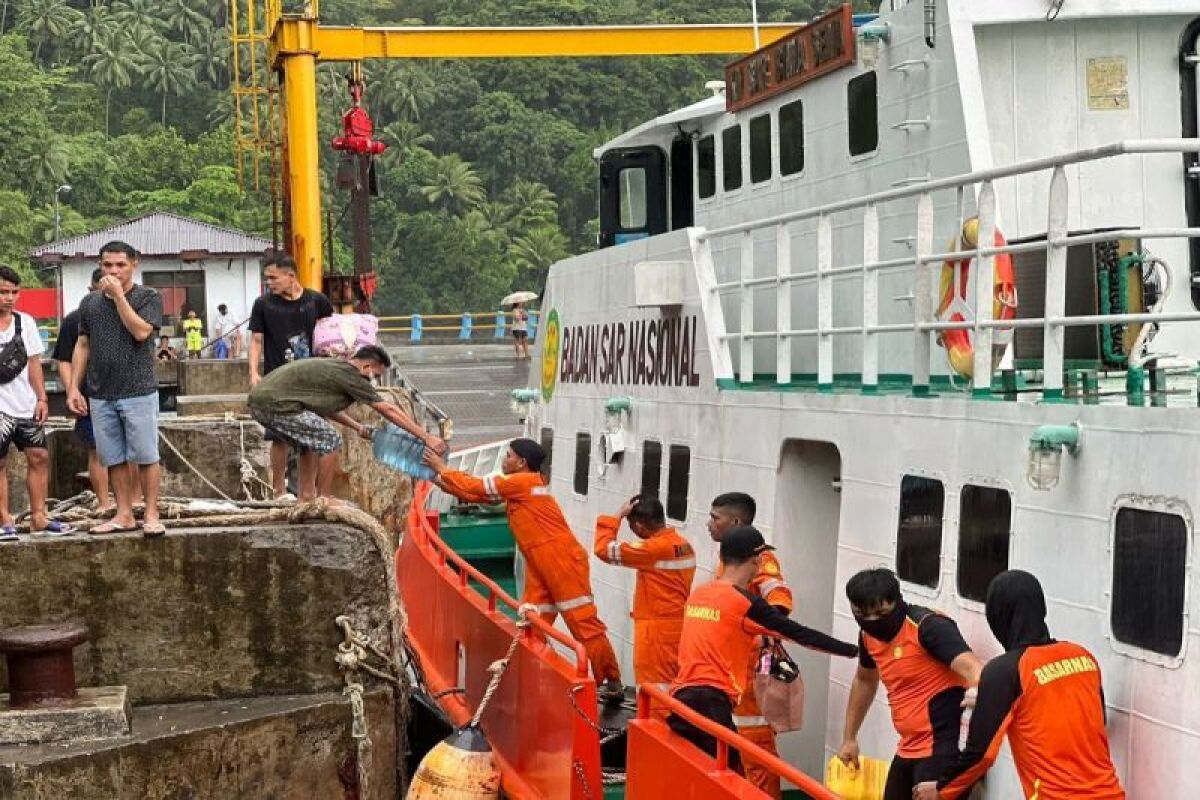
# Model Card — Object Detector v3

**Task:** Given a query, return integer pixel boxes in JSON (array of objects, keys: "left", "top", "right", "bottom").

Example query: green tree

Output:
[
  {"left": 419, "top": 154, "right": 485, "bottom": 214},
  {"left": 378, "top": 120, "right": 433, "bottom": 170},
  {"left": 502, "top": 180, "right": 558, "bottom": 232},
  {"left": 32, "top": 137, "right": 69, "bottom": 189},
  {"left": 509, "top": 226, "right": 568, "bottom": 289},
  {"left": 162, "top": 0, "right": 210, "bottom": 43},
  {"left": 137, "top": 37, "right": 200, "bottom": 125},
  {"left": 0, "top": 36, "right": 56, "bottom": 198},
  {"left": 71, "top": 4, "right": 112, "bottom": 53},
  {"left": 0, "top": 190, "right": 39, "bottom": 283},
  {"left": 82, "top": 31, "right": 141, "bottom": 136},
  {"left": 15, "top": 0, "right": 82, "bottom": 61}
]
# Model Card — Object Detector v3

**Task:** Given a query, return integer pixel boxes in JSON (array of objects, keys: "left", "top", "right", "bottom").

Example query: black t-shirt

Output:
[
  {"left": 78, "top": 285, "right": 163, "bottom": 400},
  {"left": 52, "top": 308, "right": 80, "bottom": 365},
  {"left": 248, "top": 289, "right": 334, "bottom": 375}
]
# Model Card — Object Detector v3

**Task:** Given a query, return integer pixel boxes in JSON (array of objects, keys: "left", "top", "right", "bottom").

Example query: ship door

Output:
[
  {"left": 670, "top": 135, "right": 694, "bottom": 230},
  {"left": 599, "top": 146, "right": 667, "bottom": 248},
  {"left": 772, "top": 439, "right": 843, "bottom": 779},
  {"left": 1181, "top": 18, "right": 1200, "bottom": 304}
]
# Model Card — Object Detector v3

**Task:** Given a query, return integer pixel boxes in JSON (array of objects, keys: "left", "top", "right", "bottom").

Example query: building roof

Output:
[{"left": 31, "top": 211, "right": 273, "bottom": 262}]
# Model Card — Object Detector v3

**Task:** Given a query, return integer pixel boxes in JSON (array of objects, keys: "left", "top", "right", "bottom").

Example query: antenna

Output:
[{"left": 750, "top": 0, "right": 761, "bottom": 48}]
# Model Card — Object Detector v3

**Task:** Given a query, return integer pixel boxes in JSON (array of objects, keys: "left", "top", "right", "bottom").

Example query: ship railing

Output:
[
  {"left": 630, "top": 684, "right": 839, "bottom": 800},
  {"left": 701, "top": 138, "right": 1200, "bottom": 398},
  {"left": 423, "top": 439, "right": 510, "bottom": 514},
  {"left": 400, "top": 481, "right": 604, "bottom": 799}
]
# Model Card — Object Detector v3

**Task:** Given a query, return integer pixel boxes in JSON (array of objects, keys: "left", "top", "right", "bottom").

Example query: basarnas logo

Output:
[{"left": 541, "top": 308, "right": 561, "bottom": 401}]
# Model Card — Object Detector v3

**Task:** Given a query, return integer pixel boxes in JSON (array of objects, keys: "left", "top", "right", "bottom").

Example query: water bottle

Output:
[
  {"left": 372, "top": 423, "right": 436, "bottom": 481},
  {"left": 959, "top": 686, "right": 977, "bottom": 750}
]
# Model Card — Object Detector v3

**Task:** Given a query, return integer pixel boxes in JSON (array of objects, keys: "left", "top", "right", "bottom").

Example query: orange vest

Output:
[
  {"left": 593, "top": 517, "right": 696, "bottom": 620},
  {"left": 862, "top": 613, "right": 966, "bottom": 758},
  {"left": 672, "top": 581, "right": 767, "bottom": 704},
  {"left": 716, "top": 550, "right": 792, "bottom": 612},
  {"left": 439, "top": 469, "right": 575, "bottom": 552},
  {"left": 1008, "top": 642, "right": 1124, "bottom": 799}
]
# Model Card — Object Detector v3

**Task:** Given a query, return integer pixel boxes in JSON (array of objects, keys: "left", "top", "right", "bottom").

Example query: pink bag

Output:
[
  {"left": 753, "top": 640, "right": 805, "bottom": 733},
  {"left": 313, "top": 313, "right": 378, "bottom": 357}
]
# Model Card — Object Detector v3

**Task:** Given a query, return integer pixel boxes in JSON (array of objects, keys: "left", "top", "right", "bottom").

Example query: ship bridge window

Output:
[
  {"left": 779, "top": 99, "right": 805, "bottom": 176},
  {"left": 722, "top": 125, "right": 743, "bottom": 192},
  {"left": 957, "top": 484, "right": 1011, "bottom": 602},
  {"left": 641, "top": 440, "right": 662, "bottom": 498},
  {"left": 697, "top": 135, "right": 716, "bottom": 199},
  {"left": 539, "top": 426, "right": 554, "bottom": 481},
  {"left": 749, "top": 113, "right": 772, "bottom": 184},
  {"left": 574, "top": 432, "right": 591, "bottom": 496},
  {"left": 1111, "top": 507, "right": 1187, "bottom": 657},
  {"left": 618, "top": 168, "right": 648, "bottom": 228},
  {"left": 847, "top": 71, "right": 878, "bottom": 157},
  {"left": 896, "top": 475, "right": 945, "bottom": 589},
  {"left": 667, "top": 445, "right": 691, "bottom": 522}
]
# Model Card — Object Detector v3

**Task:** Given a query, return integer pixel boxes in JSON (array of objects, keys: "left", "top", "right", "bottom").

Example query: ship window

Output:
[
  {"left": 722, "top": 125, "right": 743, "bottom": 192},
  {"left": 956, "top": 485, "right": 1011, "bottom": 602},
  {"left": 539, "top": 426, "right": 554, "bottom": 480},
  {"left": 574, "top": 432, "right": 591, "bottom": 496},
  {"left": 697, "top": 135, "right": 716, "bottom": 199},
  {"left": 896, "top": 475, "right": 944, "bottom": 589},
  {"left": 779, "top": 99, "right": 805, "bottom": 176},
  {"left": 618, "top": 167, "right": 648, "bottom": 228},
  {"left": 847, "top": 71, "right": 878, "bottom": 157},
  {"left": 667, "top": 445, "right": 691, "bottom": 521},
  {"left": 641, "top": 440, "right": 662, "bottom": 498},
  {"left": 1111, "top": 507, "right": 1187, "bottom": 657},
  {"left": 749, "top": 113, "right": 772, "bottom": 183}
]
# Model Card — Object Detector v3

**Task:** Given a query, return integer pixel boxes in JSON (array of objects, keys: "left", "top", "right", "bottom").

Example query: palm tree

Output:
[
  {"left": 71, "top": 4, "right": 112, "bottom": 52},
  {"left": 110, "top": 0, "right": 167, "bottom": 41},
  {"left": 509, "top": 226, "right": 569, "bottom": 287},
  {"left": 138, "top": 37, "right": 200, "bottom": 125},
  {"left": 378, "top": 120, "right": 433, "bottom": 169},
  {"left": 369, "top": 61, "right": 435, "bottom": 122},
  {"left": 193, "top": 24, "right": 230, "bottom": 87},
  {"left": 162, "top": 0, "right": 209, "bottom": 43},
  {"left": 33, "top": 137, "right": 70, "bottom": 188},
  {"left": 16, "top": 0, "right": 83, "bottom": 60},
  {"left": 503, "top": 180, "right": 559, "bottom": 230},
  {"left": 82, "top": 32, "right": 140, "bottom": 135},
  {"left": 420, "top": 154, "right": 485, "bottom": 215}
]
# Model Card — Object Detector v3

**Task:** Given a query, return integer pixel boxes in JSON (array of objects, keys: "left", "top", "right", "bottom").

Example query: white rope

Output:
[
  {"left": 157, "top": 428, "right": 235, "bottom": 502},
  {"left": 469, "top": 613, "right": 531, "bottom": 729}
]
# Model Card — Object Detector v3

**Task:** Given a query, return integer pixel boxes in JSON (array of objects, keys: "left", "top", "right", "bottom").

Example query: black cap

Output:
[
  {"left": 719, "top": 525, "right": 775, "bottom": 561},
  {"left": 509, "top": 438, "right": 545, "bottom": 472}
]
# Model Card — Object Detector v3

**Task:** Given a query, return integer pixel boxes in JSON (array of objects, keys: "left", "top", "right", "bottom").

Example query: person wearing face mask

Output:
[
  {"left": 706, "top": 492, "right": 791, "bottom": 798},
  {"left": 837, "top": 568, "right": 983, "bottom": 800},
  {"left": 914, "top": 571, "right": 1124, "bottom": 800}
]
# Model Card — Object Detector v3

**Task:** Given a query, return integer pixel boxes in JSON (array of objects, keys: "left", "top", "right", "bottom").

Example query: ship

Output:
[{"left": 400, "top": 1, "right": 1200, "bottom": 798}]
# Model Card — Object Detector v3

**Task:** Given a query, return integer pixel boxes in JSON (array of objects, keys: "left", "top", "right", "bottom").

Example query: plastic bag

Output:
[
  {"left": 313, "top": 313, "right": 379, "bottom": 357},
  {"left": 824, "top": 755, "right": 888, "bottom": 800},
  {"left": 752, "top": 639, "right": 804, "bottom": 733}
]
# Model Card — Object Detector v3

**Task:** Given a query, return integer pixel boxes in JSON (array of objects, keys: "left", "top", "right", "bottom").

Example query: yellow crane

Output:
[{"left": 232, "top": 0, "right": 801, "bottom": 291}]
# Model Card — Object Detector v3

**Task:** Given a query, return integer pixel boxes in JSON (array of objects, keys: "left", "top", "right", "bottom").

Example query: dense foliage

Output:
[{"left": 0, "top": 0, "right": 867, "bottom": 311}]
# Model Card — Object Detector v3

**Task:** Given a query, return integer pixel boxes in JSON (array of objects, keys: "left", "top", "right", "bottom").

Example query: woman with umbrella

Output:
[{"left": 503, "top": 291, "right": 537, "bottom": 361}]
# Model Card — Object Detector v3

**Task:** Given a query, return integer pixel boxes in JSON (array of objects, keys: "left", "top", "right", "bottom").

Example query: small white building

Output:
[{"left": 32, "top": 211, "right": 273, "bottom": 337}]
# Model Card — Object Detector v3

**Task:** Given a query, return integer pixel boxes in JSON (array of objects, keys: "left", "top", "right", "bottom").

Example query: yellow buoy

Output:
[{"left": 406, "top": 725, "right": 501, "bottom": 799}]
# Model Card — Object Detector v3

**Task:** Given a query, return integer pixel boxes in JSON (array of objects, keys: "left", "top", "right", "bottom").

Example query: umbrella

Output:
[{"left": 501, "top": 291, "right": 538, "bottom": 307}]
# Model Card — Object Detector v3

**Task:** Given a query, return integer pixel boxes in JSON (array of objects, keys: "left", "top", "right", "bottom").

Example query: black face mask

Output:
[{"left": 855, "top": 602, "right": 907, "bottom": 643}]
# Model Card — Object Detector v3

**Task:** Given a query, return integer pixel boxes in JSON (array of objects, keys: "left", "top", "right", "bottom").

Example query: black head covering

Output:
[
  {"left": 509, "top": 438, "right": 545, "bottom": 472},
  {"left": 985, "top": 569, "right": 1052, "bottom": 651}
]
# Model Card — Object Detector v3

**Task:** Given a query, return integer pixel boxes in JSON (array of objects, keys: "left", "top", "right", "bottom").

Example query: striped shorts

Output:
[{"left": 250, "top": 408, "right": 343, "bottom": 455}]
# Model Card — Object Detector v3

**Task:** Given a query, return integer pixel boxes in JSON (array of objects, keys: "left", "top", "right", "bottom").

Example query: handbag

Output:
[
  {"left": 313, "top": 313, "right": 379, "bottom": 357},
  {"left": 0, "top": 313, "right": 29, "bottom": 385},
  {"left": 752, "top": 638, "right": 805, "bottom": 733}
]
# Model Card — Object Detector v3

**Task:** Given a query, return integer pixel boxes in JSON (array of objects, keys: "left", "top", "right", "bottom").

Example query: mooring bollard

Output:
[
  {"left": 0, "top": 622, "right": 88, "bottom": 707},
  {"left": 410, "top": 314, "right": 423, "bottom": 342},
  {"left": 459, "top": 312, "right": 473, "bottom": 340}
]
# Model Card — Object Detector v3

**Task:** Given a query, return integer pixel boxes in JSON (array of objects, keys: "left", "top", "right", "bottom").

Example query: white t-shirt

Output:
[
  {"left": 0, "top": 312, "right": 45, "bottom": 418},
  {"left": 215, "top": 312, "right": 237, "bottom": 339}
]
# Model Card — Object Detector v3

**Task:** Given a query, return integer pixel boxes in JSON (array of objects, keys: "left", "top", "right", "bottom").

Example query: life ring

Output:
[{"left": 935, "top": 217, "right": 1018, "bottom": 380}]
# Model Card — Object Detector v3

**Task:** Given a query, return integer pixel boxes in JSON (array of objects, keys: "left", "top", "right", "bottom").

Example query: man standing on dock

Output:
[
  {"left": 594, "top": 494, "right": 696, "bottom": 701},
  {"left": 836, "top": 568, "right": 982, "bottom": 800},
  {"left": 914, "top": 571, "right": 1125, "bottom": 800},
  {"left": 424, "top": 439, "right": 626, "bottom": 703},
  {"left": 248, "top": 250, "right": 333, "bottom": 499},
  {"left": 707, "top": 492, "right": 791, "bottom": 798},
  {"left": 669, "top": 526, "right": 858, "bottom": 774}
]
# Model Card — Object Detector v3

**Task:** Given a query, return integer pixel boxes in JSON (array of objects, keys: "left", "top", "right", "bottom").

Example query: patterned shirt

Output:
[{"left": 78, "top": 285, "right": 162, "bottom": 400}]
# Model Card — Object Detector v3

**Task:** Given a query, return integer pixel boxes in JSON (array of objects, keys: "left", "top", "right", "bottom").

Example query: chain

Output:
[
  {"left": 573, "top": 759, "right": 596, "bottom": 800},
  {"left": 568, "top": 684, "right": 625, "bottom": 745}
]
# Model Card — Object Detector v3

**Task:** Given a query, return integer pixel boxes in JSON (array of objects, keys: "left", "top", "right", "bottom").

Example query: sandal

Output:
[
  {"left": 141, "top": 521, "right": 167, "bottom": 538},
  {"left": 0, "top": 525, "right": 17, "bottom": 542},
  {"left": 90, "top": 521, "right": 139, "bottom": 535},
  {"left": 32, "top": 520, "right": 76, "bottom": 537}
]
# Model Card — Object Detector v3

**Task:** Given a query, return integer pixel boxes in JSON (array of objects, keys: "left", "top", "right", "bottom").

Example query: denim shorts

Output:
[{"left": 90, "top": 392, "right": 160, "bottom": 467}]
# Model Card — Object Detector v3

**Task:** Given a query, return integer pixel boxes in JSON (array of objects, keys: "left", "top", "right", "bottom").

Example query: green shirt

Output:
[{"left": 248, "top": 357, "right": 382, "bottom": 416}]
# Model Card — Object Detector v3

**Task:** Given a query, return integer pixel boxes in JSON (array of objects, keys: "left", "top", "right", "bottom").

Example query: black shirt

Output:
[
  {"left": 52, "top": 308, "right": 80, "bottom": 365},
  {"left": 78, "top": 285, "right": 162, "bottom": 400},
  {"left": 248, "top": 289, "right": 334, "bottom": 375}
]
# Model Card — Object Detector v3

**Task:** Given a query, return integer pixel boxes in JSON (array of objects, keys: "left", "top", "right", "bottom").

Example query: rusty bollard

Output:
[{"left": 0, "top": 622, "right": 88, "bottom": 707}]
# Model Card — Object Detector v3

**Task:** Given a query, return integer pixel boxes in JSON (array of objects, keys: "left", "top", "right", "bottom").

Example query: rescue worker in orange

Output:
[
  {"left": 669, "top": 526, "right": 858, "bottom": 775},
  {"left": 915, "top": 570, "right": 1125, "bottom": 800},
  {"left": 424, "top": 438, "right": 624, "bottom": 702},
  {"left": 836, "top": 568, "right": 984, "bottom": 800},
  {"left": 707, "top": 492, "right": 791, "bottom": 798},
  {"left": 594, "top": 494, "right": 696, "bottom": 697}
]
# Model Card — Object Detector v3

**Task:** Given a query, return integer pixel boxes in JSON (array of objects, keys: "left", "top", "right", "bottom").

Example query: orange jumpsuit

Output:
[
  {"left": 716, "top": 549, "right": 793, "bottom": 799},
  {"left": 439, "top": 469, "right": 621, "bottom": 684},
  {"left": 593, "top": 515, "right": 696, "bottom": 690}
]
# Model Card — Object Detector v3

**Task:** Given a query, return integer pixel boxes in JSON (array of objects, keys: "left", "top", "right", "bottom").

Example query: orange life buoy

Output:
[{"left": 935, "top": 217, "right": 1018, "bottom": 380}]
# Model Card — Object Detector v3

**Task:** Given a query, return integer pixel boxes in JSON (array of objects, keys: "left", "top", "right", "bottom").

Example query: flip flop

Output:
[
  {"left": 0, "top": 525, "right": 18, "bottom": 542},
  {"left": 32, "top": 520, "right": 76, "bottom": 537},
  {"left": 141, "top": 522, "right": 167, "bottom": 538},
  {"left": 90, "top": 521, "right": 139, "bottom": 535}
]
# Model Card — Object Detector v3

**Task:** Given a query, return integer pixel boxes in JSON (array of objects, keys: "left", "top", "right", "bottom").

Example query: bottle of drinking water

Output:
[
  {"left": 372, "top": 424, "right": 436, "bottom": 481},
  {"left": 959, "top": 686, "right": 978, "bottom": 750}
]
